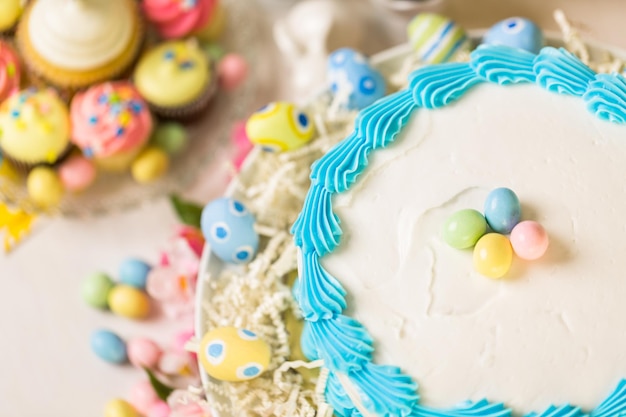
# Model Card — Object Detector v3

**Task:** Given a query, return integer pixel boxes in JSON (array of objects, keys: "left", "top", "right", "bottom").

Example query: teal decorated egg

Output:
[
  {"left": 199, "top": 326, "right": 271, "bottom": 382},
  {"left": 483, "top": 17, "right": 544, "bottom": 54},
  {"left": 245, "top": 102, "right": 314, "bottom": 152},
  {"left": 407, "top": 13, "right": 470, "bottom": 64}
]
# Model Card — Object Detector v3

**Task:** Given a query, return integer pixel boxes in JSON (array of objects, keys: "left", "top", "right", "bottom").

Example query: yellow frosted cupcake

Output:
[
  {"left": 0, "top": 0, "right": 24, "bottom": 35},
  {"left": 16, "top": 0, "right": 144, "bottom": 91},
  {"left": 133, "top": 40, "right": 216, "bottom": 120},
  {"left": 0, "top": 88, "right": 71, "bottom": 171}
]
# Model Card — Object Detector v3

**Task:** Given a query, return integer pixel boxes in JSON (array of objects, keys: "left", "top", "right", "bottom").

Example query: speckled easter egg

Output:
[
  {"left": 108, "top": 285, "right": 151, "bottom": 319},
  {"left": 58, "top": 155, "right": 97, "bottom": 192},
  {"left": 27, "top": 166, "right": 64, "bottom": 208},
  {"left": 483, "top": 17, "right": 544, "bottom": 54},
  {"left": 119, "top": 258, "right": 152, "bottom": 290},
  {"left": 81, "top": 272, "right": 115, "bottom": 309},
  {"left": 199, "top": 327, "right": 271, "bottom": 382},
  {"left": 327, "top": 48, "right": 386, "bottom": 110},
  {"left": 131, "top": 146, "right": 170, "bottom": 184},
  {"left": 91, "top": 329, "right": 127, "bottom": 364},
  {"left": 200, "top": 197, "right": 258, "bottom": 264},
  {"left": 407, "top": 13, "right": 471, "bottom": 64},
  {"left": 245, "top": 102, "right": 314, "bottom": 152}
]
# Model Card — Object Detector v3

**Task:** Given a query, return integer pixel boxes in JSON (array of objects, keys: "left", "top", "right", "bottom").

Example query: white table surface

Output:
[{"left": 2, "top": 1, "right": 626, "bottom": 416}]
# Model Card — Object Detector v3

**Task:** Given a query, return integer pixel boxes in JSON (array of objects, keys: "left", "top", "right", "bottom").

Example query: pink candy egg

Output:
[
  {"left": 147, "top": 400, "right": 170, "bottom": 417},
  {"left": 127, "top": 337, "right": 162, "bottom": 369},
  {"left": 58, "top": 155, "right": 96, "bottom": 192},
  {"left": 218, "top": 53, "right": 248, "bottom": 91},
  {"left": 129, "top": 380, "right": 160, "bottom": 415},
  {"left": 510, "top": 220, "right": 549, "bottom": 260}
]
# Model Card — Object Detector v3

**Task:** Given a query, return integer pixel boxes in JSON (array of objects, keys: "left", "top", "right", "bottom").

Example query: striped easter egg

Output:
[{"left": 407, "top": 13, "right": 470, "bottom": 64}]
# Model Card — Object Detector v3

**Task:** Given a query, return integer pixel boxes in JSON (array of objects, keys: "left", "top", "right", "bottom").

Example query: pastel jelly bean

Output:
[
  {"left": 127, "top": 337, "right": 162, "bottom": 369},
  {"left": 473, "top": 233, "right": 513, "bottom": 279},
  {"left": 327, "top": 48, "right": 386, "bottom": 110},
  {"left": 442, "top": 209, "right": 487, "bottom": 249},
  {"left": 484, "top": 187, "right": 521, "bottom": 234},
  {"left": 510, "top": 220, "right": 549, "bottom": 260},
  {"left": 108, "top": 285, "right": 151, "bottom": 319},
  {"left": 147, "top": 401, "right": 170, "bottom": 417},
  {"left": 129, "top": 380, "right": 160, "bottom": 415},
  {"left": 58, "top": 155, "right": 97, "bottom": 192},
  {"left": 105, "top": 399, "right": 139, "bottom": 417},
  {"left": 81, "top": 272, "right": 115, "bottom": 309},
  {"left": 151, "top": 122, "right": 188, "bottom": 155},
  {"left": 199, "top": 326, "right": 271, "bottom": 382},
  {"left": 26, "top": 166, "right": 64, "bottom": 208},
  {"left": 91, "top": 330, "right": 127, "bottom": 364},
  {"left": 245, "top": 102, "right": 314, "bottom": 152},
  {"left": 483, "top": 17, "right": 544, "bottom": 54},
  {"left": 407, "top": 13, "right": 470, "bottom": 64},
  {"left": 131, "top": 146, "right": 170, "bottom": 184},
  {"left": 201, "top": 197, "right": 259, "bottom": 264},
  {"left": 119, "top": 258, "right": 152, "bottom": 290}
]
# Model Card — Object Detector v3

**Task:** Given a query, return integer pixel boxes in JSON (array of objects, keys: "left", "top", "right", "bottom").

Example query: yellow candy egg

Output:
[
  {"left": 199, "top": 326, "right": 271, "bottom": 382},
  {"left": 473, "top": 233, "right": 513, "bottom": 279},
  {"left": 108, "top": 285, "right": 150, "bottom": 320},
  {"left": 131, "top": 146, "right": 169, "bottom": 184},
  {"left": 104, "top": 399, "right": 139, "bottom": 417},
  {"left": 26, "top": 166, "right": 64, "bottom": 208},
  {"left": 245, "top": 102, "right": 314, "bottom": 152}
]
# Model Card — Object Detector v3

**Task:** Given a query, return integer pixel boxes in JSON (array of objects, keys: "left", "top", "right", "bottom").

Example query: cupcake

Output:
[
  {"left": 0, "top": 0, "right": 23, "bottom": 35},
  {"left": 142, "top": 0, "right": 225, "bottom": 41},
  {"left": 0, "top": 88, "right": 71, "bottom": 172},
  {"left": 134, "top": 40, "right": 216, "bottom": 119},
  {"left": 16, "top": 0, "right": 144, "bottom": 91},
  {"left": 0, "top": 41, "right": 21, "bottom": 103},
  {"left": 70, "top": 81, "right": 153, "bottom": 172}
]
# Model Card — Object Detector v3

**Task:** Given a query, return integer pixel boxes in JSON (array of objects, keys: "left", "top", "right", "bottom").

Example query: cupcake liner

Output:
[
  {"left": 2, "top": 143, "right": 73, "bottom": 175},
  {"left": 16, "top": 0, "right": 145, "bottom": 93}
]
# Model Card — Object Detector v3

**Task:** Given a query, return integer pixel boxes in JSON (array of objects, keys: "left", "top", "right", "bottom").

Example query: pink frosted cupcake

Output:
[
  {"left": 70, "top": 81, "right": 153, "bottom": 172},
  {"left": 0, "top": 41, "right": 20, "bottom": 104},
  {"left": 142, "top": 0, "right": 224, "bottom": 41}
]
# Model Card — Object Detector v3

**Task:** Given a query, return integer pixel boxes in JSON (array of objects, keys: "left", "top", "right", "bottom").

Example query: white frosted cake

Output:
[{"left": 292, "top": 44, "right": 626, "bottom": 416}]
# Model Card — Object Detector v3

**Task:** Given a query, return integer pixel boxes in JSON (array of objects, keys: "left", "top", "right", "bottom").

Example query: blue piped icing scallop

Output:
[{"left": 291, "top": 44, "right": 626, "bottom": 417}]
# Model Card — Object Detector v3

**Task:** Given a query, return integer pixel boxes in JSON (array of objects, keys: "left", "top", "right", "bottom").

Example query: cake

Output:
[{"left": 291, "top": 45, "right": 626, "bottom": 416}]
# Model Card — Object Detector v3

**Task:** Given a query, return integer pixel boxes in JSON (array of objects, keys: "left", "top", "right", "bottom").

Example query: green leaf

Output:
[
  {"left": 169, "top": 194, "right": 203, "bottom": 228},
  {"left": 144, "top": 368, "right": 175, "bottom": 401}
]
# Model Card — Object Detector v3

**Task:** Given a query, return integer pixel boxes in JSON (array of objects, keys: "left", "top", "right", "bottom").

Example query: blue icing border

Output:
[{"left": 291, "top": 44, "right": 626, "bottom": 417}]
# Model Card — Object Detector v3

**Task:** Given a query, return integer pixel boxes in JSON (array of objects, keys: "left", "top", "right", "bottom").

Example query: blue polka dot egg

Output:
[
  {"left": 245, "top": 102, "right": 314, "bottom": 152},
  {"left": 201, "top": 197, "right": 258, "bottom": 264},
  {"left": 327, "top": 48, "right": 386, "bottom": 110},
  {"left": 199, "top": 326, "right": 271, "bottom": 382},
  {"left": 483, "top": 17, "right": 544, "bottom": 53}
]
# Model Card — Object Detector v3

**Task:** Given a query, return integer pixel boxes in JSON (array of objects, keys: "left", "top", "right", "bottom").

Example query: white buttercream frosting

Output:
[
  {"left": 27, "top": 0, "right": 134, "bottom": 70},
  {"left": 323, "top": 83, "right": 626, "bottom": 414}
]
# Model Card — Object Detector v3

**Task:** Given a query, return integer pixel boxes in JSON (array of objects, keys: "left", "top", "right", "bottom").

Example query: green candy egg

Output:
[
  {"left": 442, "top": 209, "right": 487, "bottom": 249},
  {"left": 82, "top": 272, "right": 115, "bottom": 309},
  {"left": 201, "top": 41, "right": 225, "bottom": 61},
  {"left": 151, "top": 122, "right": 188, "bottom": 155}
]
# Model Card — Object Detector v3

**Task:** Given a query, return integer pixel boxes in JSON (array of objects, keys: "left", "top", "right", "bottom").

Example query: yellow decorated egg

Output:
[
  {"left": 108, "top": 285, "right": 151, "bottom": 319},
  {"left": 199, "top": 326, "right": 271, "bottom": 382},
  {"left": 27, "top": 167, "right": 64, "bottom": 208},
  {"left": 131, "top": 146, "right": 170, "bottom": 184},
  {"left": 245, "top": 102, "right": 314, "bottom": 152}
]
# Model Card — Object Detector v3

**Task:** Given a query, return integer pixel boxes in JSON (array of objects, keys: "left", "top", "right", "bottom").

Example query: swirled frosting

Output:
[
  {"left": 70, "top": 82, "right": 152, "bottom": 158},
  {"left": 292, "top": 45, "right": 626, "bottom": 416},
  {"left": 142, "top": 0, "right": 217, "bottom": 40},
  {"left": 0, "top": 42, "right": 20, "bottom": 103},
  {"left": 26, "top": 0, "right": 135, "bottom": 70}
]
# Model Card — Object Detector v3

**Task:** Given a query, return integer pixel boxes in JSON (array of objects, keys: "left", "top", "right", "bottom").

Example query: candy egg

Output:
[
  {"left": 129, "top": 380, "right": 160, "bottom": 415},
  {"left": 151, "top": 122, "right": 188, "bottom": 155},
  {"left": 442, "top": 209, "right": 487, "bottom": 249},
  {"left": 105, "top": 399, "right": 139, "bottom": 417},
  {"left": 81, "top": 272, "right": 115, "bottom": 309},
  {"left": 510, "top": 220, "right": 549, "bottom": 260},
  {"left": 199, "top": 326, "right": 271, "bottom": 382},
  {"left": 473, "top": 233, "right": 513, "bottom": 279},
  {"left": 26, "top": 166, "right": 64, "bottom": 208},
  {"left": 119, "top": 258, "right": 152, "bottom": 290},
  {"left": 91, "top": 329, "right": 127, "bottom": 364},
  {"left": 218, "top": 53, "right": 249, "bottom": 91},
  {"left": 131, "top": 146, "right": 170, "bottom": 184},
  {"left": 483, "top": 17, "right": 544, "bottom": 54},
  {"left": 146, "top": 401, "right": 170, "bottom": 417},
  {"left": 245, "top": 102, "right": 314, "bottom": 152},
  {"left": 327, "top": 48, "right": 386, "bottom": 110},
  {"left": 58, "top": 155, "right": 96, "bottom": 192},
  {"left": 407, "top": 13, "right": 471, "bottom": 64},
  {"left": 108, "top": 285, "right": 151, "bottom": 319},
  {"left": 127, "top": 337, "right": 162, "bottom": 369},
  {"left": 200, "top": 197, "right": 259, "bottom": 264},
  {"left": 484, "top": 187, "right": 521, "bottom": 234}
]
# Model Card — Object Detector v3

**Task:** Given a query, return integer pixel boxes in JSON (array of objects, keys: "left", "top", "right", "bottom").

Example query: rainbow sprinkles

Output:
[{"left": 291, "top": 44, "right": 626, "bottom": 417}]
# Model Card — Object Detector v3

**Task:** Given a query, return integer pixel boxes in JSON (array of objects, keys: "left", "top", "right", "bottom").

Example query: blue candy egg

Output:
[
  {"left": 484, "top": 187, "right": 521, "bottom": 234},
  {"left": 201, "top": 197, "right": 259, "bottom": 264},
  {"left": 327, "top": 48, "right": 386, "bottom": 110},
  {"left": 483, "top": 17, "right": 544, "bottom": 54},
  {"left": 119, "top": 258, "right": 152, "bottom": 290},
  {"left": 91, "top": 329, "right": 127, "bottom": 364}
]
